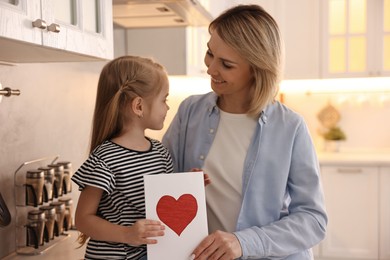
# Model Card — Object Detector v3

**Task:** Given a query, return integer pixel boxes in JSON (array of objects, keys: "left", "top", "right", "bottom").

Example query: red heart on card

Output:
[{"left": 156, "top": 194, "right": 198, "bottom": 236}]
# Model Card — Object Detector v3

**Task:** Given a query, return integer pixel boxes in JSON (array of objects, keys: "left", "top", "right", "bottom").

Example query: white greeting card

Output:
[{"left": 144, "top": 172, "right": 208, "bottom": 260}]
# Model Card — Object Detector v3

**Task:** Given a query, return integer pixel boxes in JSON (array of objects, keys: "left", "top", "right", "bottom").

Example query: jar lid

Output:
[
  {"left": 49, "top": 201, "right": 65, "bottom": 210},
  {"left": 59, "top": 197, "right": 73, "bottom": 205},
  {"left": 28, "top": 210, "right": 45, "bottom": 220},
  {"left": 47, "top": 164, "right": 64, "bottom": 171},
  {"left": 57, "top": 161, "right": 72, "bottom": 169},
  {"left": 39, "top": 206, "right": 56, "bottom": 215},
  {"left": 26, "top": 170, "right": 44, "bottom": 179},
  {"left": 38, "top": 167, "right": 55, "bottom": 176}
]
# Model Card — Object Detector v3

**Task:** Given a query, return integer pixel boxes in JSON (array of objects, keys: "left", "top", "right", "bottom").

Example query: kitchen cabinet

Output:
[
  {"left": 320, "top": 165, "right": 379, "bottom": 259},
  {"left": 321, "top": 0, "right": 390, "bottom": 78},
  {"left": 277, "top": 0, "right": 321, "bottom": 79},
  {"left": 0, "top": 0, "right": 113, "bottom": 63},
  {"left": 315, "top": 159, "right": 390, "bottom": 260},
  {"left": 229, "top": 0, "right": 321, "bottom": 79},
  {"left": 380, "top": 167, "right": 390, "bottom": 259},
  {"left": 198, "top": 0, "right": 228, "bottom": 18},
  {"left": 115, "top": 26, "right": 209, "bottom": 76}
]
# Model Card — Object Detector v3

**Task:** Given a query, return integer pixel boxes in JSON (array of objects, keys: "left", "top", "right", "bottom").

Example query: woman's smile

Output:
[{"left": 211, "top": 77, "right": 226, "bottom": 84}]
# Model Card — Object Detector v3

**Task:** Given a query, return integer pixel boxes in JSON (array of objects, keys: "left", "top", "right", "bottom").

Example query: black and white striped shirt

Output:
[{"left": 72, "top": 138, "right": 173, "bottom": 260}]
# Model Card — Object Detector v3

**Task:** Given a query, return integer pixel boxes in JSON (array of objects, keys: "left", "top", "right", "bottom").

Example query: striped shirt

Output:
[{"left": 72, "top": 138, "right": 173, "bottom": 260}]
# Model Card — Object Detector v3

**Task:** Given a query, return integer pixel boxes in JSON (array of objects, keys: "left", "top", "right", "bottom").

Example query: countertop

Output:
[
  {"left": 317, "top": 151, "right": 390, "bottom": 166},
  {"left": 3, "top": 231, "right": 86, "bottom": 260}
]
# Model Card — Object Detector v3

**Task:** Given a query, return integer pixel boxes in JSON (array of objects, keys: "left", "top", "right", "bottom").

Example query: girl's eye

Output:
[{"left": 206, "top": 50, "right": 213, "bottom": 57}]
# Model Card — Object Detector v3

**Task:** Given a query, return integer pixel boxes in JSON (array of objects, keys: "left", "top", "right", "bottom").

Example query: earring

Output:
[{"left": 138, "top": 113, "right": 143, "bottom": 118}]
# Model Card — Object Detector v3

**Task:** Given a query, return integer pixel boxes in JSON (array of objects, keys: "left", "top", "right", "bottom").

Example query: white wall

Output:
[{"left": 0, "top": 61, "right": 105, "bottom": 258}]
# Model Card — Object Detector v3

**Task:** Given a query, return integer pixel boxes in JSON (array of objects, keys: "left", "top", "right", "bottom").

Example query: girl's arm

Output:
[{"left": 75, "top": 185, "right": 165, "bottom": 245}]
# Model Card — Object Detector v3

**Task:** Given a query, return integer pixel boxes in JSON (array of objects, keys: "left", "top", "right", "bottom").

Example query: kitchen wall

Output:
[
  {"left": 148, "top": 76, "right": 390, "bottom": 153},
  {"left": 0, "top": 61, "right": 105, "bottom": 258},
  {"left": 279, "top": 78, "right": 390, "bottom": 152}
]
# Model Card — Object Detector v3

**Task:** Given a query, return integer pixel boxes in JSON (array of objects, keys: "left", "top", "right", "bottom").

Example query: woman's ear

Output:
[{"left": 131, "top": 97, "right": 144, "bottom": 118}]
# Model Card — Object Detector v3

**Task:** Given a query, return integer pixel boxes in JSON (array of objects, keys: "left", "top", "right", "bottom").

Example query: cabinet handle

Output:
[
  {"left": 337, "top": 168, "right": 362, "bottom": 174},
  {"left": 0, "top": 87, "right": 21, "bottom": 97},
  {"left": 47, "top": 23, "right": 61, "bottom": 33},
  {"left": 32, "top": 19, "right": 47, "bottom": 30}
]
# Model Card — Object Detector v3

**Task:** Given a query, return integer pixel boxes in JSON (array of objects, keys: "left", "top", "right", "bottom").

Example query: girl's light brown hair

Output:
[
  {"left": 77, "top": 55, "right": 167, "bottom": 246},
  {"left": 209, "top": 4, "right": 283, "bottom": 116},
  {"left": 90, "top": 55, "right": 167, "bottom": 153}
]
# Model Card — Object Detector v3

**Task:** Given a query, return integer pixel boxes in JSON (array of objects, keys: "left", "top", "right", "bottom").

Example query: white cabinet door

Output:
[
  {"left": 186, "top": 26, "right": 208, "bottom": 77},
  {"left": 380, "top": 167, "right": 390, "bottom": 260},
  {"left": 321, "top": 0, "right": 390, "bottom": 78},
  {"left": 0, "top": 0, "right": 113, "bottom": 62},
  {"left": 279, "top": 0, "right": 320, "bottom": 79},
  {"left": 122, "top": 26, "right": 209, "bottom": 76},
  {"left": 41, "top": 0, "right": 113, "bottom": 60},
  {"left": 0, "top": 0, "right": 41, "bottom": 44},
  {"left": 321, "top": 165, "right": 379, "bottom": 259},
  {"left": 229, "top": 0, "right": 321, "bottom": 79}
]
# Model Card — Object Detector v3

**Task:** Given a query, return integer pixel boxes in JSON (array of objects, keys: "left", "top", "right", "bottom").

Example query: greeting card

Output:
[{"left": 144, "top": 172, "right": 208, "bottom": 260}]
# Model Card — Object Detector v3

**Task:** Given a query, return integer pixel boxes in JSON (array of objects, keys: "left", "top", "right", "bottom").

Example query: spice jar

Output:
[
  {"left": 38, "top": 167, "right": 55, "bottom": 202},
  {"left": 26, "top": 210, "right": 45, "bottom": 248},
  {"left": 57, "top": 161, "right": 72, "bottom": 194},
  {"left": 26, "top": 170, "right": 44, "bottom": 207},
  {"left": 59, "top": 197, "right": 73, "bottom": 231},
  {"left": 48, "top": 164, "right": 64, "bottom": 198},
  {"left": 49, "top": 201, "right": 65, "bottom": 236},
  {"left": 39, "top": 205, "right": 56, "bottom": 241}
]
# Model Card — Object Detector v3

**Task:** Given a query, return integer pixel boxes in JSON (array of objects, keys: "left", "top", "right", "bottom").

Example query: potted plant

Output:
[{"left": 323, "top": 126, "right": 346, "bottom": 152}]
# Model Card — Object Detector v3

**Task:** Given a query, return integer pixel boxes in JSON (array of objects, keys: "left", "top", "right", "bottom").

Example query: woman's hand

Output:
[
  {"left": 126, "top": 219, "right": 165, "bottom": 246},
  {"left": 191, "top": 230, "right": 242, "bottom": 260},
  {"left": 191, "top": 168, "right": 211, "bottom": 186}
]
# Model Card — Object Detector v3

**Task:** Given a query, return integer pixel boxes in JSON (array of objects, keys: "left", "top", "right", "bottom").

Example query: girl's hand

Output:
[
  {"left": 126, "top": 219, "right": 165, "bottom": 246},
  {"left": 190, "top": 168, "right": 211, "bottom": 186}
]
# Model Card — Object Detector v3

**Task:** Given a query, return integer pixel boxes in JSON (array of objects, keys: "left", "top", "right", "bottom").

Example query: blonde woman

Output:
[{"left": 163, "top": 5, "right": 327, "bottom": 260}]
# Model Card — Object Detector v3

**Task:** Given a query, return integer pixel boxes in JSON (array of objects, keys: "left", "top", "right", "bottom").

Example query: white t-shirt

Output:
[{"left": 204, "top": 110, "right": 257, "bottom": 233}]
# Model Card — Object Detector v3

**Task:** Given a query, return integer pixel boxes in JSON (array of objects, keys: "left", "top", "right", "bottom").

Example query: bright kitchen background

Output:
[{"left": 1, "top": 0, "right": 390, "bottom": 259}]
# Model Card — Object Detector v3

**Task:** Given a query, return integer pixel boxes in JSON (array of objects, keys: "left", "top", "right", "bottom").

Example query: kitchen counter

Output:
[
  {"left": 318, "top": 151, "right": 390, "bottom": 166},
  {"left": 3, "top": 231, "right": 86, "bottom": 260}
]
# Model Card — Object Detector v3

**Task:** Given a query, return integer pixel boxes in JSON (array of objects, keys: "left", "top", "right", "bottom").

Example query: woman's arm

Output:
[{"left": 75, "top": 185, "right": 165, "bottom": 245}]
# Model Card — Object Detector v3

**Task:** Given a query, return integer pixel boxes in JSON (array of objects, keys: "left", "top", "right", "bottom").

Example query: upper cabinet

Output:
[
  {"left": 277, "top": 0, "right": 321, "bottom": 79},
  {"left": 322, "top": 0, "right": 390, "bottom": 78},
  {"left": 114, "top": 26, "right": 209, "bottom": 77},
  {"left": 0, "top": 0, "right": 113, "bottom": 63}
]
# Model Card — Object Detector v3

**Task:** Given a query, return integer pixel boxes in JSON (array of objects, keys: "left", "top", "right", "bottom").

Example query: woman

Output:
[{"left": 162, "top": 4, "right": 327, "bottom": 260}]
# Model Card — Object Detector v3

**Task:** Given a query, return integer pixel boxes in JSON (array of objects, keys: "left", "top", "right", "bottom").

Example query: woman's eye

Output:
[
  {"left": 206, "top": 50, "right": 213, "bottom": 57},
  {"left": 222, "top": 62, "right": 233, "bottom": 69}
]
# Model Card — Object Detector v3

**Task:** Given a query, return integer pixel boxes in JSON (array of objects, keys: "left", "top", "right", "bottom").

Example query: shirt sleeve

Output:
[
  {"left": 71, "top": 153, "right": 116, "bottom": 194},
  {"left": 235, "top": 118, "right": 327, "bottom": 259}
]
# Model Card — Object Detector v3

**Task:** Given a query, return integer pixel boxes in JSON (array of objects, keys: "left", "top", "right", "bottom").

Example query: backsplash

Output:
[
  {"left": 148, "top": 76, "right": 390, "bottom": 153},
  {"left": 0, "top": 61, "right": 104, "bottom": 258},
  {"left": 279, "top": 78, "right": 390, "bottom": 152}
]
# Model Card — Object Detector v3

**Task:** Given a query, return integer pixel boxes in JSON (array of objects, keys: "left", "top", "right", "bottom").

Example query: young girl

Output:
[{"left": 72, "top": 55, "right": 173, "bottom": 260}]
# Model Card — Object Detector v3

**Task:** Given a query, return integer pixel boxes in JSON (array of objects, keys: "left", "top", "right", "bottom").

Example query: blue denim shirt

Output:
[{"left": 162, "top": 92, "right": 327, "bottom": 260}]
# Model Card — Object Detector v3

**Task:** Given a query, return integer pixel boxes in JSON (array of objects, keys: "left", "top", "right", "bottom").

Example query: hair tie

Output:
[{"left": 119, "top": 78, "right": 137, "bottom": 94}]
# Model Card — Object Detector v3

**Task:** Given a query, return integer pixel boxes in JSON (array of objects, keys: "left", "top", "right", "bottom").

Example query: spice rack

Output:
[{"left": 14, "top": 155, "right": 73, "bottom": 255}]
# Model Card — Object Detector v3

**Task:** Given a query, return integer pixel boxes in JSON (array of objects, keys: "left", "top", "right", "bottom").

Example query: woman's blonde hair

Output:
[
  {"left": 77, "top": 55, "right": 167, "bottom": 246},
  {"left": 209, "top": 4, "right": 283, "bottom": 116}
]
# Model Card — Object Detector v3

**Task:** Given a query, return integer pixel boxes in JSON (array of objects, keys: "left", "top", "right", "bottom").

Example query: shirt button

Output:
[
  {"left": 199, "top": 155, "right": 205, "bottom": 160},
  {"left": 209, "top": 128, "right": 214, "bottom": 134}
]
